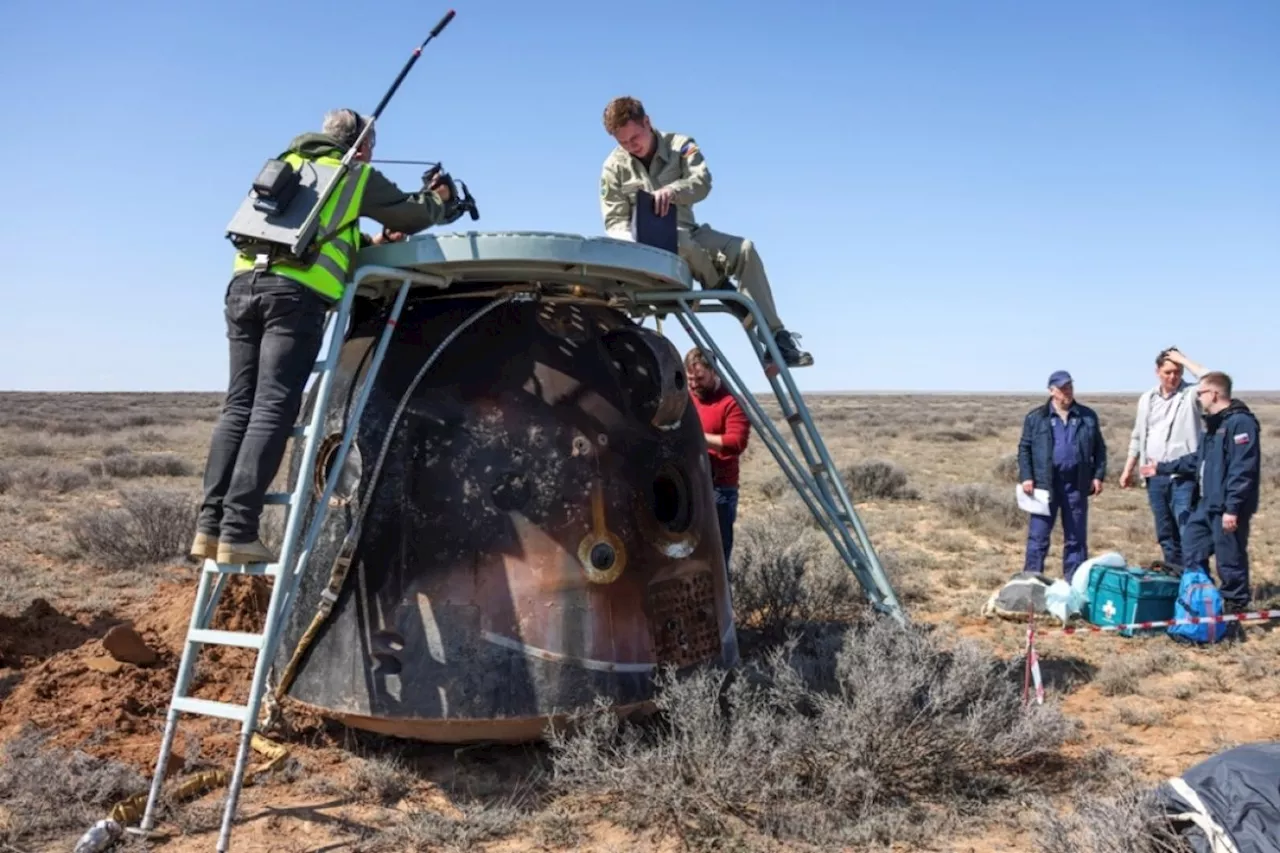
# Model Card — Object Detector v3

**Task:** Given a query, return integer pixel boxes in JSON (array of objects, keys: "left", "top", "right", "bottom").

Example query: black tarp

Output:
[{"left": 1157, "top": 742, "right": 1280, "bottom": 853}]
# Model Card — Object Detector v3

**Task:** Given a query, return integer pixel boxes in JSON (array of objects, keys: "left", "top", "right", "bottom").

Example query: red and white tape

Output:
[{"left": 1059, "top": 608, "right": 1280, "bottom": 635}]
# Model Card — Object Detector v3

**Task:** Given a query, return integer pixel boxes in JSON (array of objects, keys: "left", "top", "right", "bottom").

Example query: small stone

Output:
[
  {"left": 85, "top": 657, "right": 125, "bottom": 675},
  {"left": 102, "top": 625, "right": 157, "bottom": 666}
]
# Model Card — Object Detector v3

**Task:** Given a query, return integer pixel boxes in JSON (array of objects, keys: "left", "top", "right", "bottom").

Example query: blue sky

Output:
[{"left": 1, "top": 0, "right": 1276, "bottom": 395}]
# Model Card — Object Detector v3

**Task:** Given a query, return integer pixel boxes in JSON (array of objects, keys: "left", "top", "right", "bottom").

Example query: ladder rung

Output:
[
  {"left": 312, "top": 360, "right": 328, "bottom": 373},
  {"left": 203, "top": 560, "right": 280, "bottom": 577},
  {"left": 291, "top": 425, "right": 309, "bottom": 439},
  {"left": 263, "top": 492, "right": 291, "bottom": 505},
  {"left": 786, "top": 412, "right": 803, "bottom": 425},
  {"left": 188, "top": 629, "right": 265, "bottom": 650},
  {"left": 172, "top": 697, "right": 250, "bottom": 723}
]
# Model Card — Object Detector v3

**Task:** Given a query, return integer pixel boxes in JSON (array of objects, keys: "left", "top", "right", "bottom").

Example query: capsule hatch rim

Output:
[{"left": 350, "top": 230, "right": 694, "bottom": 301}]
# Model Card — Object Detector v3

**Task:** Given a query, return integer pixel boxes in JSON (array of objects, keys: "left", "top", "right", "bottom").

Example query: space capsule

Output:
[{"left": 273, "top": 232, "right": 740, "bottom": 742}]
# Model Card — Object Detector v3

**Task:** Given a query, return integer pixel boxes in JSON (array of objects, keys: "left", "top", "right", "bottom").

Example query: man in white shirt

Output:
[{"left": 1119, "top": 347, "right": 1210, "bottom": 567}]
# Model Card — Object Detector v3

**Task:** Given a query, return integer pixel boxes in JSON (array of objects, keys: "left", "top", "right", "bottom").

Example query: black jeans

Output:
[{"left": 198, "top": 272, "right": 329, "bottom": 544}]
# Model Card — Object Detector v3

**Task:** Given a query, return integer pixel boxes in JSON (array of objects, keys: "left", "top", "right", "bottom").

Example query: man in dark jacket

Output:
[
  {"left": 191, "top": 108, "right": 455, "bottom": 566},
  {"left": 1161, "top": 371, "right": 1260, "bottom": 611},
  {"left": 1017, "top": 370, "right": 1107, "bottom": 581}
]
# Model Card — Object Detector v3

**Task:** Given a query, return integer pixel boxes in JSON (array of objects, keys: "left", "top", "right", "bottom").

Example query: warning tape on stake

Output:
[{"left": 1058, "top": 608, "right": 1280, "bottom": 635}]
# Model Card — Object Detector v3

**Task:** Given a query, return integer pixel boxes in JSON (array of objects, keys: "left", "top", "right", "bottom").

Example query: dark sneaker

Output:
[{"left": 769, "top": 330, "right": 814, "bottom": 368}]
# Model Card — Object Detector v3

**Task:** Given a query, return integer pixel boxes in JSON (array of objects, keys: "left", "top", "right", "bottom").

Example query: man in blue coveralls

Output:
[
  {"left": 1018, "top": 370, "right": 1108, "bottom": 581},
  {"left": 1164, "top": 371, "right": 1261, "bottom": 614}
]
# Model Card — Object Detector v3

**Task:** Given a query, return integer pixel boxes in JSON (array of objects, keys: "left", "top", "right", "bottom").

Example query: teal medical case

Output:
[{"left": 1083, "top": 565, "right": 1180, "bottom": 637}]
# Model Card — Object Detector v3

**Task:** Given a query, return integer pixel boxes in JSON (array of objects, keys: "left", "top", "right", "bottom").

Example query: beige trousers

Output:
[{"left": 677, "top": 224, "right": 784, "bottom": 332}]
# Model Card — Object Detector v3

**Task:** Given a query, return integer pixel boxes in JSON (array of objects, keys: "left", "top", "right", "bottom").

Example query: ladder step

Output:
[
  {"left": 188, "top": 629, "right": 265, "bottom": 650},
  {"left": 312, "top": 359, "right": 328, "bottom": 373},
  {"left": 264, "top": 492, "right": 291, "bottom": 505},
  {"left": 171, "top": 697, "right": 250, "bottom": 723},
  {"left": 291, "top": 424, "right": 309, "bottom": 439},
  {"left": 203, "top": 560, "right": 281, "bottom": 577}
]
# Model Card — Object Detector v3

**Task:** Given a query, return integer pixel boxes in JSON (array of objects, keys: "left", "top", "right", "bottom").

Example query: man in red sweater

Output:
[{"left": 685, "top": 348, "right": 751, "bottom": 569}]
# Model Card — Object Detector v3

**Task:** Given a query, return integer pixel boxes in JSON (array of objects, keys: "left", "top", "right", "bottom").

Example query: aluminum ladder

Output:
[
  {"left": 633, "top": 288, "right": 907, "bottom": 626},
  {"left": 132, "top": 265, "right": 447, "bottom": 853}
]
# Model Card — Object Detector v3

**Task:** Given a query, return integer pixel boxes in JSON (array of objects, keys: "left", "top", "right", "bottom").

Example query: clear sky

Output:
[{"left": 1, "top": 0, "right": 1276, "bottom": 395}]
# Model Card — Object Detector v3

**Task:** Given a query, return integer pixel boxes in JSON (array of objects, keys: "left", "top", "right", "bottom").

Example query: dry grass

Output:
[
  {"left": 545, "top": 617, "right": 1072, "bottom": 850},
  {"left": 1, "top": 389, "right": 1277, "bottom": 852},
  {"left": 0, "top": 724, "right": 148, "bottom": 847}
]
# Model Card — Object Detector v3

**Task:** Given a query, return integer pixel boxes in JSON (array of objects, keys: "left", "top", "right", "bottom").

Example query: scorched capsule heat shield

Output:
[{"left": 273, "top": 239, "right": 740, "bottom": 742}]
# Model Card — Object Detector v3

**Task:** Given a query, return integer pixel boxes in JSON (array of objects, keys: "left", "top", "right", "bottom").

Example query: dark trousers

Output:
[
  {"left": 1024, "top": 476, "right": 1088, "bottom": 581},
  {"left": 714, "top": 485, "right": 739, "bottom": 571},
  {"left": 1145, "top": 474, "right": 1194, "bottom": 566},
  {"left": 198, "top": 273, "right": 329, "bottom": 544},
  {"left": 1183, "top": 508, "right": 1252, "bottom": 607}
]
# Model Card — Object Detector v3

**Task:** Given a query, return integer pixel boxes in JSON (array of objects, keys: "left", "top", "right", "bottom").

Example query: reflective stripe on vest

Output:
[{"left": 232, "top": 152, "right": 371, "bottom": 301}]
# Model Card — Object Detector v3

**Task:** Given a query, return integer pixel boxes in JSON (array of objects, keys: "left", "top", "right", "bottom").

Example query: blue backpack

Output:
[{"left": 1167, "top": 565, "right": 1227, "bottom": 645}]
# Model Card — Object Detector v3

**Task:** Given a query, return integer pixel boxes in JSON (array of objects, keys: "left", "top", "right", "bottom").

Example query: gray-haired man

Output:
[{"left": 192, "top": 109, "right": 455, "bottom": 566}]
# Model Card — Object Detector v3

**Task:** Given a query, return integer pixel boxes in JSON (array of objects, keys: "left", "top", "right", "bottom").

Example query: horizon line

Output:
[{"left": 4, "top": 387, "right": 1280, "bottom": 397}]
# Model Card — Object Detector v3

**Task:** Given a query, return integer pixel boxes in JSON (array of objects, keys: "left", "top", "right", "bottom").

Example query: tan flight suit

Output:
[{"left": 599, "top": 129, "right": 784, "bottom": 332}]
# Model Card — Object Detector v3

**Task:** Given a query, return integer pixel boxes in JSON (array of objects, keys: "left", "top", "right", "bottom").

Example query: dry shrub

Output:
[
  {"left": 841, "top": 459, "right": 919, "bottom": 501},
  {"left": 0, "top": 465, "right": 11, "bottom": 495},
  {"left": 0, "top": 724, "right": 148, "bottom": 847},
  {"left": 1095, "top": 647, "right": 1186, "bottom": 697},
  {"left": 730, "top": 516, "right": 859, "bottom": 639},
  {"left": 84, "top": 451, "right": 193, "bottom": 479},
  {"left": 546, "top": 619, "right": 1072, "bottom": 850},
  {"left": 992, "top": 453, "right": 1021, "bottom": 483},
  {"left": 1036, "top": 788, "right": 1189, "bottom": 853},
  {"left": 66, "top": 487, "right": 199, "bottom": 570},
  {"left": 937, "top": 483, "right": 1024, "bottom": 530},
  {"left": 879, "top": 549, "right": 932, "bottom": 604},
  {"left": 4, "top": 461, "right": 92, "bottom": 494},
  {"left": 356, "top": 803, "right": 527, "bottom": 853},
  {"left": 349, "top": 754, "right": 414, "bottom": 805},
  {"left": 1264, "top": 451, "right": 1280, "bottom": 490},
  {"left": 8, "top": 439, "right": 55, "bottom": 457}
]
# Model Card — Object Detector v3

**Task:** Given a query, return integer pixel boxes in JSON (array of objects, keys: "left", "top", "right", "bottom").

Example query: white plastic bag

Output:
[{"left": 1045, "top": 551, "right": 1126, "bottom": 623}]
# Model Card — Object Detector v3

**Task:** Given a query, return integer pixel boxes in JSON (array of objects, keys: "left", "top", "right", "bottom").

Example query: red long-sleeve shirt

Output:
[{"left": 689, "top": 385, "right": 750, "bottom": 487}]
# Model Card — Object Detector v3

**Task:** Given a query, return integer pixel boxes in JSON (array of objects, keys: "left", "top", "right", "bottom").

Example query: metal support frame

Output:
[
  {"left": 628, "top": 287, "right": 906, "bottom": 625},
  {"left": 135, "top": 264, "right": 447, "bottom": 853}
]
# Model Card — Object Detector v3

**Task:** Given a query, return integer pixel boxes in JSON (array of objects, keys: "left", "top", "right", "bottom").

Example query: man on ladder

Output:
[{"left": 191, "top": 107, "right": 457, "bottom": 566}]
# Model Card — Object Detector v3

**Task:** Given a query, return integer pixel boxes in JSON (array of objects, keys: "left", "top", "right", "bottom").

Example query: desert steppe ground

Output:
[{"left": 1, "top": 389, "right": 1277, "bottom": 852}]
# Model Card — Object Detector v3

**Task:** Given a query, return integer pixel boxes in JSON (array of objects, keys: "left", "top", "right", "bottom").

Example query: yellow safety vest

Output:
[{"left": 232, "top": 151, "right": 371, "bottom": 301}]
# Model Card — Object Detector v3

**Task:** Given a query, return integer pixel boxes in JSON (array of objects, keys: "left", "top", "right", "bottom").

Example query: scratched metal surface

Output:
[{"left": 275, "top": 293, "right": 738, "bottom": 742}]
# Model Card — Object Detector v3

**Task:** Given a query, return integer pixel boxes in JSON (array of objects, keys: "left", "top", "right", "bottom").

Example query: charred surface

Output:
[{"left": 276, "top": 293, "right": 738, "bottom": 741}]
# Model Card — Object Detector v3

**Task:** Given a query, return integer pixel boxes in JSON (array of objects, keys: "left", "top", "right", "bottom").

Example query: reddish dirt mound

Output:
[
  {"left": 0, "top": 598, "right": 119, "bottom": 668},
  {"left": 0, "top": 575, "right": 273, "bottom": 773}
]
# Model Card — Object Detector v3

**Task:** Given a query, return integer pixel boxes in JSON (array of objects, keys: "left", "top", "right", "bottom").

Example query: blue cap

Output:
[{"left": 1048, "top": 370, "right": 1073, "bottom": 389}]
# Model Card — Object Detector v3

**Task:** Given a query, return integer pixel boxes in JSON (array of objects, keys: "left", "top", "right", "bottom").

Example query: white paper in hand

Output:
[{"left": 1016, "top": 485, "right": 1051, "bottom": 516}]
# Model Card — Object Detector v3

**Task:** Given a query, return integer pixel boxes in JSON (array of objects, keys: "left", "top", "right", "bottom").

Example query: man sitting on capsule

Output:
[{"left": 598, "top": 95, "right": 813, "bottom": 370}]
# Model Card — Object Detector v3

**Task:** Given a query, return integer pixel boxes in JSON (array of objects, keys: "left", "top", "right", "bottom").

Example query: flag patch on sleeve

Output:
[
  {"left": 1234, "top": 433, "right": 1250, "bottom": 444},
  {"left": 680, "top": 141, "right": 699, "bottom": 158}
]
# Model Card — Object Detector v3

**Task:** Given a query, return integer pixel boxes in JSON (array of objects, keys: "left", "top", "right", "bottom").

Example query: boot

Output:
[
  {"left": 1223, "top": 598, "right": 1256, "bottom": 640},
  {"left": 216, "top": 538, "right": 276, "bottom": 566},
  {"left": 766, "top": 330, "right": 814, "bottom": 369},
  {"left": 189, "top": 531, "right": 219, "bottom": 562}
]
